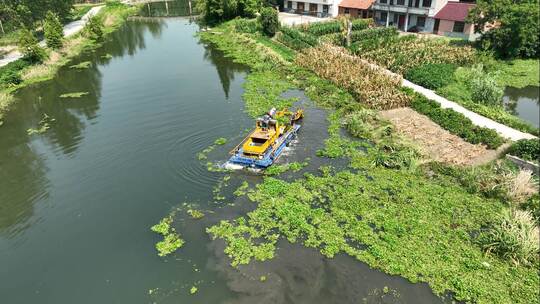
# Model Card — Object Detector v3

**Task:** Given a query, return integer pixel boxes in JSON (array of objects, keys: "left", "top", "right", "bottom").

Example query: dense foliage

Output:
[
  {"left": 468, "top": 0, "right": 540, "bottom": 58},
  {"left": 507, "top": 139, "right": 540, "bottom": 162},
  {"left": 85, "top": 15, "right": 104, "bottom": 42},
  {"left": 350, "top": 33, "right": 475, "bottom": 75},
  {"left": 17, "top": 28, "right": 46, "bottom": 63},
  {"left": 277, "top": 26, "right": 318, "bottom": 50},
  {"left": 197, "top": 0, "right": 261, "bottom": 25},
  {"left": 478, "top": 210, "right": 539, "bottom": 265},
  {"left": 259, "top": 7, "right": 278, "bottom": 37},
  {"left": 297, "top": 44, "right": 410, "bottom": 110},
  {"left": 200, "top": 21, "right": 539, "bottom": 303},
  {"left": 44, "top": 11, "right": 63, "bottom": 49},
  {"left": 405, "top": 63, "right": 456, "bottom": 89},
  {"left": 410, "top": 92, "right": 505, "bottom": 149},
  {"left": 301, "top": 20, "right": 341, "bottom": 36}
]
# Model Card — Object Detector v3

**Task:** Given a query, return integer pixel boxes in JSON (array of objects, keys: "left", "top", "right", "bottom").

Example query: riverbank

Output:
[
  {"left": 0, "top": 2, "right": 139, "bottom": 125},
  {"left": 199, "top": 20, "right": 539, "bottom": 304}
]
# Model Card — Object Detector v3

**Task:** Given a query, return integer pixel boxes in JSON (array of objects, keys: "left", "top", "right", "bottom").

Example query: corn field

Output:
[
  {"left": 296, "top": 44, "right": 411, "bottom": 110},
  {"left": 352, "top": 35, "right": 476, "bottom": 74}
]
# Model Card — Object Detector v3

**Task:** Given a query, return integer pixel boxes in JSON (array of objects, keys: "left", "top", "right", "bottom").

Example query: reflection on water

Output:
[
  {"left": 503, "top": 85, "right": 540, "bottom": 127},
  {"left": 138, "top": 0, "right": 197, "bottom": 17},
  {"left": 0, "top": 19, "right": 165, "bottom": 238},
  {"left": 203, "top": 45, "right": 247, "bottom": 99}
]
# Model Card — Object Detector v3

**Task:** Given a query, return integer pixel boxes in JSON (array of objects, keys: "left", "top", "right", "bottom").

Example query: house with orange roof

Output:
[{"left": 338, "top": 0, "right": 376, "bottom": 18}]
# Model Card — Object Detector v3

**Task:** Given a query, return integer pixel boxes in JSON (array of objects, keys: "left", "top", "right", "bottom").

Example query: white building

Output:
[
  {"left": 372, "top": 0, "right": 454, "bottom": 32},
  {"left": 284, "top": 0, "right": 341, "bottom": 18}
]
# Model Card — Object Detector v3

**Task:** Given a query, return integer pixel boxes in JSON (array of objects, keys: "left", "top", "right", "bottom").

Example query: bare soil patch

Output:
[{"left": 380, "top": 107, "right": 504, "bottom": 165}]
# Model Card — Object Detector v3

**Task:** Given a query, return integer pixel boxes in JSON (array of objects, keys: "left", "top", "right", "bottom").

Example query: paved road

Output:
[
  {"left": 0, "top": 6, "right": 104, "bottom": 68},
  {"left": 402, "top": 79, "right": 537, "bottom": 141}
]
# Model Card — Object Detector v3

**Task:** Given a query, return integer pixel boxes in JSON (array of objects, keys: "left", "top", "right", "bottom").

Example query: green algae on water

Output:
[
  {"left": 60, "top": 92, "right": 89, "bottom": 98},
  {"left": 27, "top": 113, "right": 55, "bottom": 135},
  {"left": 70, "top": 61, "right": 92, "bottom": 69}
]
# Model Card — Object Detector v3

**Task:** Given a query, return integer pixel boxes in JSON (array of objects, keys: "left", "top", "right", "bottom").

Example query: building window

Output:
[
  {"left": 416, "top": 16, "right": 426, "bottom": 27},
  {"left": 379, "top": 0, "right": 387, "bottom": 3},
  {"left": 397, "top": 0, "right": 405, "bottom": 5},
  {"left": 381, "top": 11, "right": 388, "bottom": 22},
  {"left": 287, "top": 1, "right": 292, "bottom": 9},
  {"left": 344, "top": 8, "right": 350, "bottom": 14},
  {"left": 323, "top": 4, "right": 329, "bottom": 14},
  {"left": 422, "top": 0, "right": 431, "bottom": 7},
  {"left": 453, "top": 21, "right": 465, "bottom": 33}
]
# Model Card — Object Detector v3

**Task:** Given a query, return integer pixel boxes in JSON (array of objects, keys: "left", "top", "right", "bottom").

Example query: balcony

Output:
[{"left": 372, "top": 3, "right": 430, "bottom": 15}]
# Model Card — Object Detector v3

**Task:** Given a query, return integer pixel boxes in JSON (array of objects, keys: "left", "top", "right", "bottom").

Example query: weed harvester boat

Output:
[{"left": 228, "top": 107, "right": 304, "bottom": 168}]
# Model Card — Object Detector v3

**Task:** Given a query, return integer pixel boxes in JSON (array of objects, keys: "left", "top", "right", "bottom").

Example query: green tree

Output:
[
  {"left": 259, "top": 7, "right": 278, "bottom": 37},
  {"left": 44, "top": 11, "right": 63, "bottom": 49},
  {"left": 18, "top": 28, "right": 46, "bottom": 63},
  {"left": 468, "top": 0, "right": 540, "bottom": 58},
  {"left": 85, "top": 15, "right": 103, "bottom": 42},
  {"left": 198, "top": 0, "right": 261, "bottom": 25}
]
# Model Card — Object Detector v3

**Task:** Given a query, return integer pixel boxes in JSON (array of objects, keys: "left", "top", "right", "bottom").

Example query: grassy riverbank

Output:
[
  {"left": 0, "top": 2, "right": 139, "bottom": 124},
  {"left": 200, "top": 21, "right": 539, "bottom": 304}
]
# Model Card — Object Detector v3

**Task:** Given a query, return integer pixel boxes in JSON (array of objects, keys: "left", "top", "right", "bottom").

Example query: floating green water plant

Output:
[
  {"left": 70, "top": 61, "right": 92, "bottom": 69},
  {"left": 264, "top": 161, "right": 308, "bottom": 176},
  {"left": 187, "top": 209, "right": 205, "bottom": 219},
  {"left": 214, "top": 137, "right": 227, "bottom": 145},
  {"left": 60, "top": 92, "right": 89, "bottom": 98},
  {"left": 27, "top": 113, "right": 55, "bottom": 135},
  {"left": 151, "top": 211, "right": 184, "bottom": 257},
  {"left": 190, "top": 286, "right": 198, "bottom": 294}
]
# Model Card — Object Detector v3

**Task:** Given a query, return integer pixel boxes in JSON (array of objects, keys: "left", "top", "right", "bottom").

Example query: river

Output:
[{"left": 0, "top": 17, "right": 450, "bottom": 303}]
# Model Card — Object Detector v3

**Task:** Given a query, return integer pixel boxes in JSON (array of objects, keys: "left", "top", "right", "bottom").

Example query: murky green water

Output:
[
  {"left": 503, "top": 85, "right": 540, "bottom": 128},
  {"left": 0, "top": 18, "right": 448, "bottom": 303}
]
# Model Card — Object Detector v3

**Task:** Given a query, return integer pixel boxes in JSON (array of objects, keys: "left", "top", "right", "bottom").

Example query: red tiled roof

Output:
[
  {"left": 434, "top": 2, "right": 476, "bottom": 22},
  {"left": 339, "top": 0, "right": 375, "bottom": 10}
]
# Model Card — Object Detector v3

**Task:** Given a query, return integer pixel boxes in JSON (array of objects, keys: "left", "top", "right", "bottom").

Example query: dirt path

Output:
[{"left": 380, "top": 107, "right": 507, "bottom": 166}]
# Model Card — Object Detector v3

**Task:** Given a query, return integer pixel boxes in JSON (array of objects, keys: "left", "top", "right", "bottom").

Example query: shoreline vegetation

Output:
[
  {"left": 0, "top": 2, "right": 140, "bottom": 125},
  {"left": 198, "top": 19, "right": 539, "bottom": 303}
]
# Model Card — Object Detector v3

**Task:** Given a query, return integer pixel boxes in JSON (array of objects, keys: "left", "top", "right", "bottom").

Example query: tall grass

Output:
[{"left": 478, "top": 209, "right": 539, "bottom": 266}]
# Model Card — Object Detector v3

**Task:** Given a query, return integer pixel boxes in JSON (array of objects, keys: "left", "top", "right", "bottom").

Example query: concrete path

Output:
[
  {"left": 279, "top": 12, "right": 328, "bottom": 27},
  {"left": 402, "top": 79, "right": 537, "bottom": 141},
  {"left": 0, "top": 5, "right": 104, "bottom": 68}
]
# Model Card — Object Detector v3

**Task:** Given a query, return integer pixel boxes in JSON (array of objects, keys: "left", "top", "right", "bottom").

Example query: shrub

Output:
[
  {"left": 410, "top": 93, "right": 505, "bottom": 149},
  {"left": 470, "top": 74, "right": 504, "bottom": 105},
  {"left": 296, "top": 44, "right": 410, "bottom": 110},
  {"left": 405, "top": 63, "right": 456, "bottom": 89},
  {"left": 85, "top": 15, "right": 104, "bottom": 42},
  {"left": 0, "top": 69, "right": 22, "bottom": 85},
  {"left": 18, "top": 29, "right": 46, "bottom": 63},
  {"left": 507, "top": 139, "right": 540, "bottom": 163},
  {"left": 478, "top": 209, "right": 539, "bottom": 266},
  {"left": 234, "top": 18, "right": 259, "bottom": 33},
  {"left": 44, "top": 11, "right": 64, "bottom": 49},
  {"left": 259, "top": 7, "right": 279, "bottom": 37},
  {"left": 303, "top": 20, "right": 342, "bottom": 36}
]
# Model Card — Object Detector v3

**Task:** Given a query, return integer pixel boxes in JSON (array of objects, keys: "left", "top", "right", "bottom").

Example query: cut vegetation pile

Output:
[{"left": 296, "top": 44, "right": 410, "bottom": 110}]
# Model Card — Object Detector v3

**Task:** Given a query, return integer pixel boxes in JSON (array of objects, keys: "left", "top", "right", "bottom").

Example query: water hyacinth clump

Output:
[{"left": 151, "top": 212, "right": 185, "bottom": 257}]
